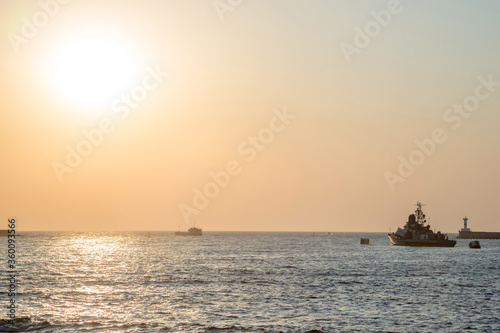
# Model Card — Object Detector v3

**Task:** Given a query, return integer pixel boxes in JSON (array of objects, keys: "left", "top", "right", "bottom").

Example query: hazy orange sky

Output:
[{"left": 1, "top": 1, "right": 499, "bottom": 232}]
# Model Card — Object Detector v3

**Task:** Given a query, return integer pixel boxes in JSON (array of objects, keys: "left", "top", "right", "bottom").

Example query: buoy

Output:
[
  {"left": 360, "top": 238, "right": 369, "bottom": 244},
  {"left": 469, "top": 240, "right": 481, "bottom": 249}
]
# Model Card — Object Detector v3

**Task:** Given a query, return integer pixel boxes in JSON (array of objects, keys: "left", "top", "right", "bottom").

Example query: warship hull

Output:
[
  {"left": 174, "top": 231, "right": 202, "bottom": 236},
  {"left": 389, "top": 235, "right": 456, "bottom": 247}
]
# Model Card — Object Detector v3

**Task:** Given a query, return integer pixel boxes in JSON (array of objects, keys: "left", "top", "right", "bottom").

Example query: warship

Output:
[
  {"left": 175, "top": 226, "right": 202, "bottom": 236},
  {"left": 388, "top": 202, "right": 456, "bottom": 247}
]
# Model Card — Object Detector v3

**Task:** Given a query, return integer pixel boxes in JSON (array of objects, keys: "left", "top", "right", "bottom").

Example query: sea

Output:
[{"left": 1, "top": 232, "right": 499, "bottom": 332}]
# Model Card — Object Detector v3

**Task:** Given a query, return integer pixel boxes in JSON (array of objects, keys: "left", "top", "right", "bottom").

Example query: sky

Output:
[{"left": 1, "top": 0, "right": 500, "bottom": 232}]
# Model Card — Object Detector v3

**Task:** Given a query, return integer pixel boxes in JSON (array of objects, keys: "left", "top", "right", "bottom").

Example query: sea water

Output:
[{"left": 1, "top": 232, "right": 499, "bottom": 332}]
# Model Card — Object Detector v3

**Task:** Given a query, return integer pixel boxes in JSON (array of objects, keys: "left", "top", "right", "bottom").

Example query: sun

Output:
[{"left": 44, "top": 27, "right": 142, "bottom": 112}]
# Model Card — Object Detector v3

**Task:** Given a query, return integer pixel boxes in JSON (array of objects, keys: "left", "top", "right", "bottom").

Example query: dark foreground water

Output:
[{"left": 1, "top": 232, "right": 499, "bottom": 332}]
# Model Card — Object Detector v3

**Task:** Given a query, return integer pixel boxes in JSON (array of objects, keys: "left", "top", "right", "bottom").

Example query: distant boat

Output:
[
  {"left": 457, "top": 216, "right": 500, "bottom": 239},
  {"left": 388, "top": 202, "right": 456, "bottom": 247},
  {"left": 175, "top": 227, "right": 202, "bottom": 236}
]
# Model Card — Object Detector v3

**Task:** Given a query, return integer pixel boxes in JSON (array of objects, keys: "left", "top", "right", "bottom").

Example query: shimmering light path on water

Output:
[{"left": 1, "top": 232, "right": 499, "bottom": 332}]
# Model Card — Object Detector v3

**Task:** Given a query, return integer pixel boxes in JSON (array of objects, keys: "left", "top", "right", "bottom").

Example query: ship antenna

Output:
[{"left": 415, "top": 201, "right": 425, "bottom": 210}]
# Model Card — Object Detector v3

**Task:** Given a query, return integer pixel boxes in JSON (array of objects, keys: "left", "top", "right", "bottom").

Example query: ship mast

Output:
[{"left": 415, "top": 201, "right": 427, "bottom": 226}]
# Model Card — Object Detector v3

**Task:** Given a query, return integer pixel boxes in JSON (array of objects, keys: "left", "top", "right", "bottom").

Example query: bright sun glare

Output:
[{"left": 45, "top": 28, "right": 142, "bottom": 111}]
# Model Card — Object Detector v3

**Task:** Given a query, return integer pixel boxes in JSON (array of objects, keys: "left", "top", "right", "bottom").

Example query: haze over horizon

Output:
[{"left": 1, "top": 1, "right": 500, "bottom": 233}]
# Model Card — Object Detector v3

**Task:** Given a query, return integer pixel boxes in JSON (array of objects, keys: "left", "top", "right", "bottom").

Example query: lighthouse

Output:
[{"left": 461, "top": 216, "right": 470, "bottom": 232}]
